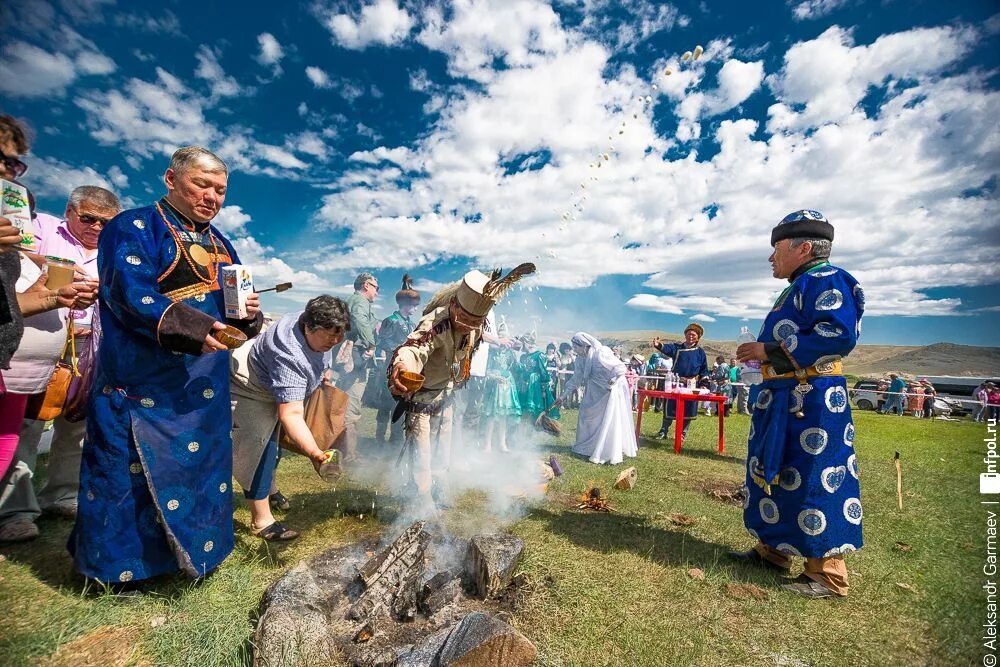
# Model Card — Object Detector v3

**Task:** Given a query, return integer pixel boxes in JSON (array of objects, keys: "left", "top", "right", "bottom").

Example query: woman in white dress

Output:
[{"left": 554, "top": 332, "right": 638, "bottom": 465}]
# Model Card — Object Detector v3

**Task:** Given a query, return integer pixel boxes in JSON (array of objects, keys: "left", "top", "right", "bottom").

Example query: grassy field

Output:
[{"left": 0, "top": 407, "right": 987, "bottom": 666}]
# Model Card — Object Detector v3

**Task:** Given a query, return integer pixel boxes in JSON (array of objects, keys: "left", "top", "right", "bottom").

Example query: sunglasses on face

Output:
[
  {"left": 0, "top": 150, "right": 28, "bottom": 179},
  {"left": 366, "top": 281, "right": 379, "bottom": 293},
  {"left": 77, "top": 212, "right": 113, "bottom": 226}
]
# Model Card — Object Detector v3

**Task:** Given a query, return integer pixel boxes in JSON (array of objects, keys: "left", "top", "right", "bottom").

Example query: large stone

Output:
[
  {"left": 395, "top": 625, "right": 454, "bottom": 667},
  {"left": 464, "top": 534, "right": 524, "bottom": 599},
  {"left": 437, "top": 612, "right": 537, "bottom": 666},
  {"left": 253, "top": 561, "right": 335, "bottom": 667}
]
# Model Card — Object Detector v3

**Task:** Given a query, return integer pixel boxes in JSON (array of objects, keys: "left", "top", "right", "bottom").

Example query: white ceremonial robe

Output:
[{"left": 562, "top": 334, "right": 638, "bottom": 465}]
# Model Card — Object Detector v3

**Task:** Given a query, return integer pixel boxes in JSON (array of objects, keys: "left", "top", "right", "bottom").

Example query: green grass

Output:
[{"left": 0, "top": 408, "right": 987, "bottom": 666}]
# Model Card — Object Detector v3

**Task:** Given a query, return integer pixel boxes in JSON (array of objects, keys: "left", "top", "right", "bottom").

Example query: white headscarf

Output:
[{"left": 571, "top": 331, "right": 623, "bottom": 383}]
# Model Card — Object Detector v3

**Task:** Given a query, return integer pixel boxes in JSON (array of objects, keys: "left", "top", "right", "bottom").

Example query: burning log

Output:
[
  {"left": 419, "top": 570, "right": 462, "bottom": 615},
  {"left": 348, "top": 521, "right": 430, "bottom": 622},
  {"left": 353, "top": 621, "right": 377, "bottom": 644},
  {"left": 577, "top": 484, "right": 615, "bottom": 512}
]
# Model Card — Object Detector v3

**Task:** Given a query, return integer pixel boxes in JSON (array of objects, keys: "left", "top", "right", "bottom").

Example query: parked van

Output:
[{"left": 918, "top": 376, "right": 1000, "bottom": 416}]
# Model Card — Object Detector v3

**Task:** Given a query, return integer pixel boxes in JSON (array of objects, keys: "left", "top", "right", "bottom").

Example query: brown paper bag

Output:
[{"left": 280, "top": 382, "right": 348, "bottom": 454}]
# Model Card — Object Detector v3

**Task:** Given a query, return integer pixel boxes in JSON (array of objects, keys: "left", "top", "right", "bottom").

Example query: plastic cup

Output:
[{"left": 44, "top": 257, "right": 75, "bottom": 290}]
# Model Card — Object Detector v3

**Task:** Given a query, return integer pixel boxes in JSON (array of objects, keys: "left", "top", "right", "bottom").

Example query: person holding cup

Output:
[
  {"left": 69, "top": 146, "right": 262, "bottom": 587},
  {"left": 0, "top": 186, "right": 119, "bottom": 543},
  {"left": 389, "top": 265, "right": 534, "bottom": 513}
]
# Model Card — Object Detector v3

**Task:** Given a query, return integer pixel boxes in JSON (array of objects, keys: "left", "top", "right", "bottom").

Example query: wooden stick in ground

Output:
[{"left": 895, "top": 451, "right": 903, "bottom": 510}]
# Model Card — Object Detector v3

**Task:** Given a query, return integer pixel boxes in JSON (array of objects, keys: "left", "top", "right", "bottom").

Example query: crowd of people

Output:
[
  {"left": 871, "top": 374, "right": 1000, "bottom": 420},
  {"left": 0, "top": 115, "right": 870, "bottom": 600}
]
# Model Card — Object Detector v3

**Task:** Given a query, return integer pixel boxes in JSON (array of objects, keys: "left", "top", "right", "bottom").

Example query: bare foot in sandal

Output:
[{"left": 253, "top": 521, "right": 299, "bottom": 541}]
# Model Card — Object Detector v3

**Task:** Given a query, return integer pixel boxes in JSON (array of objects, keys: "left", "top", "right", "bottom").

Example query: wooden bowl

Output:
[
  {"left": 212, "top": 324, "right": 247, "bottom": 350},
  {"left": 398, "top": 371, "right": 424, "bottom": 393}
]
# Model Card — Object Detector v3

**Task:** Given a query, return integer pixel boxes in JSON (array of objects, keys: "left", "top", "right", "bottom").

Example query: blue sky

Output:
[{"left": 2, "top": 0, "right": 999, "bottom": 346}]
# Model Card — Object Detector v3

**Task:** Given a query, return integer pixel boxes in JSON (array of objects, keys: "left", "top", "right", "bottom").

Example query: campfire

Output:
[
  {"left": 576, "top": 484, "right": 616, "bottom": 512},
  {"left": 253, "top": 521, "right": 539, "bottom": 667}
]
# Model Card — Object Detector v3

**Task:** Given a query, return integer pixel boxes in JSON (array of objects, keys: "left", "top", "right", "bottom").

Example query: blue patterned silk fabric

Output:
[
  {"left": 743, "top": 262, "right": 865, "bottom": 558},
  {"left": 69, "top": 203, "right": 254, "bottom": 584}
]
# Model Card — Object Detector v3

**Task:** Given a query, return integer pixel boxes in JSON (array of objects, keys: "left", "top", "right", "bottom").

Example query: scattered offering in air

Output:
[
  {"left": 693, "top": 45, "right": 704, "bottom": 60},
  {"left": 682, "top": 51, "right": 692, "bottom": 61}
]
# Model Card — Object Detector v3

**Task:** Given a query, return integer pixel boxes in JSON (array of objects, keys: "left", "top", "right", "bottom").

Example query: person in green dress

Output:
[
  {"left": 516, "top": 332, "right": 559, "bottom": 422},
  {"left": 482, "top": 342, "right": 521, "bottom": 453}
]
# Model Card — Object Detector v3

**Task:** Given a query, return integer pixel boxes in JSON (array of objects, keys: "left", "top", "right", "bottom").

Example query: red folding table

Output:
[{"left": 635, "top": 388, "right": 727, "bottom": 454}]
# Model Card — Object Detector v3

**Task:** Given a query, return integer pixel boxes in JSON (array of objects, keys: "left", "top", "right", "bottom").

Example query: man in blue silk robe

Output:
[
  {"left": 69, "top": 146, "right": 262, "bottom": 586},
  {"left": 731, "top": 210, "right": 864, "bottom": 599}
]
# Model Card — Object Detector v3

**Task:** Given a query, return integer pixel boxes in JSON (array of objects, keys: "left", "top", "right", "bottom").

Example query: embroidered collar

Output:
[{"left": 788, "top": 258, "right": 828, "bottom": 283}]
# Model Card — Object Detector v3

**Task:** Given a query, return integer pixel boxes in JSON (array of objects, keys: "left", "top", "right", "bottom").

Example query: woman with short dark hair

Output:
[{"left": 230, "top": 295, "right": 350, "bottom": 540}]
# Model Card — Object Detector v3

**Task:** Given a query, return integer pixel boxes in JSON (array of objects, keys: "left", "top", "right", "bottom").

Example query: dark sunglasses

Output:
[
  {"left": 0, "top": 150, "right": 28, "bottom": 179},
  {"left": 77, "top": 213, "right": 113, "bottom": 226},
  {"left": 366, "top": 281, "right": 380, "bottom": 293}
]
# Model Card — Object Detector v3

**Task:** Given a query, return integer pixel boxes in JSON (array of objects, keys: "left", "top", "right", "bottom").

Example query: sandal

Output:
[
  {"left": 253, "top": 521, "right": 299, "bottom": 541},
  {"left": 780, "top": 573, "right": 840, "bottom": 599},
  {"left": 269, "top": 491, "right": 291, "bottom": 511}
]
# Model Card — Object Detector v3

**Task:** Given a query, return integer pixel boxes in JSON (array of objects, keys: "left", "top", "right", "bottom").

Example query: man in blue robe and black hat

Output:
[
  {"left": 652, "top": 323, "right": 709, "bottom": 441},
  {"left": 730, "top": 209, "right": 864, "bottom": 599}
]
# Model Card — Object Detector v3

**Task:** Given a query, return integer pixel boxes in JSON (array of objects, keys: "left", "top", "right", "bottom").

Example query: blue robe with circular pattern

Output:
[
  {"left": 743, "top": 263, "right": 865, "bottom": 558},
  {"left": 69, "top": 203, "right": 259, "bottom": 584}
]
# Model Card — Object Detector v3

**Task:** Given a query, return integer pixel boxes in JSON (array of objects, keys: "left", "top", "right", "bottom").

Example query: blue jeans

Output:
[
  {"left": 244, "top": 433, "right": 279, "bottom": 501},
  {"left": 881, "top": 395, "right": 904, "bottom": 415}
]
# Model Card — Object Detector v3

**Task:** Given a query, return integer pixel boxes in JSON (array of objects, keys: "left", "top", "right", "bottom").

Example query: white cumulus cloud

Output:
[{"left": 323, "top": 0, "right": 415, "bottom": 49}]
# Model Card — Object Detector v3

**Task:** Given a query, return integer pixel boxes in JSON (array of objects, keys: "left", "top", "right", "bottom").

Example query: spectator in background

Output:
[
  {"left": 712, "top": 355, "right": 732, "bottom": 416},
  {"left": 372, "top": 276, "right": 420, "bottom": 445},
  {"left": 0, "top": 186, "right": 119, "bottom": 543},
  {"left": 0, "top": 247, "right": 97, "bottom": 543},
  {"left": 0, "top": 115, "right": 33, "bottom": 482},
  {"left": 230, "top": 296, "right": 349, "bottom": 540},
  {"left": 880, "top": 373, "right": 906, "bottom": 416},
  {"left": 987, "top": 383, "right": 1000, "bottom": 421},
  {"left": 906, "top": 381, "right": 925, "bottom": 418},
  {"left": 340, "top": 272, "right": 379, "bottom": 463},
  {"left": 732, "top": 358, "right": 750, "bottom": 415},
  {"left": 626, "top": 354, "right": 644, "bottom": 407},
  {"left": 545, "top": 342, "right": 559, "bottom": 395},
  {"left": 920, "top": 378, "right": 936, "bottom": 419},
  {"left": 558, "top": 342, "right": 578, "bottom": 408},
  {"left": 973, "top": 383, "right": 989, "bottom": 423}
]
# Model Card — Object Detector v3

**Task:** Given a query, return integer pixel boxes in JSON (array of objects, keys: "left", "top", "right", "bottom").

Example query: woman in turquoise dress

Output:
[
  {"left": 516, "top": 333, "right": 559, "bottom": 422},
  {"left": 482, "top": 346, "right": 521, "bottom": 452}
]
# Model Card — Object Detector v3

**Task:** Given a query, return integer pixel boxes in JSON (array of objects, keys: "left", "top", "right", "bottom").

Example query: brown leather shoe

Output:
[
  {"left": 780, "top": 573, "right": 841, "bottom": 599},
  {"left": 727, "top": 549, "right": 791, "bottom": 572}
]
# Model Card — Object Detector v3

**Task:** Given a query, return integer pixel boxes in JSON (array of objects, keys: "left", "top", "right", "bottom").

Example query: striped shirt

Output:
[{"left": 248, "top": 312, "right": 325, "bottom": 403}]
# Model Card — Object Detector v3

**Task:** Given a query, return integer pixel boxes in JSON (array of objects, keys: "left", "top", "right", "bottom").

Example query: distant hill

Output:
[{"left": 595, "top": 331, "right": 1000, "bottom": 378}]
